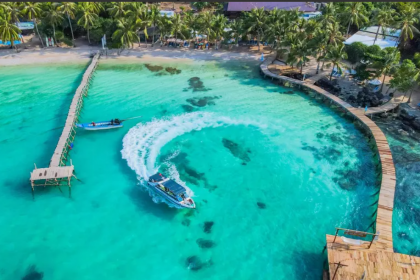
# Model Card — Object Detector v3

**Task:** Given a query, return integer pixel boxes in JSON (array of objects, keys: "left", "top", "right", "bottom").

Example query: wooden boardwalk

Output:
[
  {"left": 364, "top": 97, "right": 402, "bottom": 116},
  {"left": 325, "top": 234, "right": 420, "bottom": 279},
  {"left": 30, "top": 52, "right": 101, "bottom": 195},
  {"left": 261, "top": 57, "right": 396, "bottom": 251}
]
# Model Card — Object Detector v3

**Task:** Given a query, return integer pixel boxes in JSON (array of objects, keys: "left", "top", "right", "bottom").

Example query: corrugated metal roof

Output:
[{"left": 226, "top": 2, "right": 316, "bottom": 12}]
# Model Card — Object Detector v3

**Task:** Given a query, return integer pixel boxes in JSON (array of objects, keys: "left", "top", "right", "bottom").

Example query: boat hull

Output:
[
  {"left": 147, "top": 183, "right": 195, "bottom": 209},
  {"left": 76, "top": 121, "right": 123, "bottom": 130}
]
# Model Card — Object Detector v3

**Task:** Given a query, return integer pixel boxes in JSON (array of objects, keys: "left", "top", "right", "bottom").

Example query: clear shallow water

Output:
[
  {"left": 0, "top": 58, "right": 378, "bottom": 279},
  {"left": 377, "top": 123, "right": 420, "bottom": 256}
]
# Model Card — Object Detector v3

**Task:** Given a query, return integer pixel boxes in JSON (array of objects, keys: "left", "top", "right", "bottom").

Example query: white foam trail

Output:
[{"left": 121, "top": 112, "right": 262, "bottom": 204}]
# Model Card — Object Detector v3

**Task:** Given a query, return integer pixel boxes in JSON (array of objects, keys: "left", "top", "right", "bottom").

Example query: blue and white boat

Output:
[
  {"left": 147, "top": 173, "right": 196, "bottom": 209},
  {"left": 76, "top": 119, "right": 123, "bottom": 131}
]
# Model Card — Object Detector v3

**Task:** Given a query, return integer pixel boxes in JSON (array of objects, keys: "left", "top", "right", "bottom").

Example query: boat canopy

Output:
[
  {"left": 149, "top": 173, "right": 166, "bottom": 182},
  {"left": 162, "top": 180, "right": 186, "bottom": 195}
]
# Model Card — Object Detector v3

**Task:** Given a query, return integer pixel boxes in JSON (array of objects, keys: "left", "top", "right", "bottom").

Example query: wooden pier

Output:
[
  {"left": 260, "top": 56, "right": 406, "bottom": 278},
  {"left": 30, "top": 52, "right": 101, "bottom": 196}
]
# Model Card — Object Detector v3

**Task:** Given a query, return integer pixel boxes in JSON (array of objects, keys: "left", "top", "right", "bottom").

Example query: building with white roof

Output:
[{"left": 344, "top": 26, "right": 401, "bottom": 49}]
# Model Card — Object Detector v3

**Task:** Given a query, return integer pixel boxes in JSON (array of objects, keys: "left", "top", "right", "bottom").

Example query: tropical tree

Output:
[
  {"left": 55, "top": 2, "right": 77, "bottom": 44},
  {"left": 184, "top": 12, "right": 202, "bottom": 43},
  {"left": 112, "top": 18, "right": 139, "bottom": 49},
  {"left": 129, "top": 3, "right": 151, "bottom": 47},
  {"left": 244, "top": 7, "right": 267, "bottom": 51},
  {"left": 20, "top": 2, "right": 44, "bottom": 47},
  {"left": 212, "top": 14, "right": 227, "bottom": 50},
  {"left": 288, "top": 39, "right": 310, "bottom": 75},
  {"left": 43, "top": 3, "right": 63, "bottom": 45},
  {"left": 0, "top": 13, "right": 21, "bottom": 52},
  {"left": 318, "top": 3, "right": 337, "bottom": 27},
  {"left": 397, "top": 3, "right": 420, "bottom": 47},
  {"left": 325, "top": 43, "right": 348, "bottom": 80},
  {"left": 107, "top": 2, "right": 130, "bottom": 18},
  {"left": 201, "top": 11, "right": 214, "bottom": 47},
  {"left": 0, "top": 2, "right": 21, "bottom": 24},
  {"left": 77, "top": 2, "right": 99, "bottom": 44},
  {"left": 343, "top": 2, "right": 369, "bottom": 37},
  {"left": 149, "top": 4, "right": 160, "bottom": 46},
  {"left": 390, "top": 59, "right": 418, "bottom": 102},
  {"left": 157, "top": 14, "right": 172, "bottom": 46},
  {"left": 372, "top": 6, "right": 396, "bottom": 45},
  {"left": 170, "top": 13, "right": 185, "bottom": 43},
  {"left": 374, "top": 47, "right": 400, "bottom": 92},
  {"left": 229, "top": 18, "right": 242, "bottom": 47}
]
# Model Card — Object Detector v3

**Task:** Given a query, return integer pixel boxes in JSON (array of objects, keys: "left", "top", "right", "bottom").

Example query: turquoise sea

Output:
[{"left": 0, "top": 56, "right": 380, "bottom": 279}]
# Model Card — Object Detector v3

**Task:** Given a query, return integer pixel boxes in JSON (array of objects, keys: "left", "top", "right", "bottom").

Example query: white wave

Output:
[{"left": 121, "top": 112, "right": 262, "bottom": 203}]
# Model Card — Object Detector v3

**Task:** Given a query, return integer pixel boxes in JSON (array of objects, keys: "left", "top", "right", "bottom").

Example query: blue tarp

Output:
[
  {"left": 149, "top": 173, "right": 165, "bottom": 182},
  {"left": 162, "top": 180, "right": 186, "bottom": 195},
  {"left": 0, "top": 35, "right": 22, "bottom": 46}
]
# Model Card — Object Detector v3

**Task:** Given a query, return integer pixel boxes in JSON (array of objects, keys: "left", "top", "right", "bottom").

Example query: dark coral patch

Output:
[
  {"left": 22, "top": 265, "right": 43, "bottom": 280},
  {"left": 196, "top": 238, "right": 216, "bottom": 249},
  {"left": 316, "top": 132, "right": 324, "bottom": 139},
  {"left": 182, "top": 218, "right": 191, "bottom": 227},
  {"left": 203, "top": 221, "right": 214, "bottom": 234},
  {"left": 222, "top": 138, "right": 251, "bottom": 163},
  {"left": 186, "top": 77, "right": 210, "bottom": 92},
  {"left": 257, "top": 202, "right": 266, "bottom": 209},
  {"left": 186, "top": 96, "right": 219, "bottom": 107},
  {"left": 144, "top": 64, "right": 163, "bottom": 72},
  {"left": 165, "top": 67, "right": 181, "bottom": 74},
  {"left": 186, "top": 256, "right": 212, "bottom": 271},
  {"left": 182, "top": 104, "right": 195, "bottom": 112}
]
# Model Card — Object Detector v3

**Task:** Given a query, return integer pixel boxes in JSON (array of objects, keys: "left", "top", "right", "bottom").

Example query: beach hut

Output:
[{"left": 368, "top": 79, "right": 382, "bottom": 93}]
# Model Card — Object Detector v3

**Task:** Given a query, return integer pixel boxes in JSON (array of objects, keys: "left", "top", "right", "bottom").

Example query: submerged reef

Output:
[
  {"left": 21, "top": 265, "right": 43, "bottom": 280},
  {"left": 186, "top": 77, "right": 211, "bottom": 92},
  {"left": 186, "top": 96, "right": 220, "bottom": 107},
  {"left": 144, "top": 64, "right": 163, "bottom": 72},
  {"left": 222, "top": 138, "right": 251, "bottom": 164},
  {"left": 196, "top": 238, "right": 216, "bottom": 249},
  {"left": 185, "top": 256, "right": 213, "bottom": 271},
  {"left": 165, "top": 67, "right": 181, "bottom": 75},
  {"left": 203, "top": 221, "right": 214, "bottom": 234}
]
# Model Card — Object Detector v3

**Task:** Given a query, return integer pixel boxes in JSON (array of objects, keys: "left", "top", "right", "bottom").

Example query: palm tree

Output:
[
  {"left": 372, "top": 6, "right": 396, "bottom": 45},
  {"left": 55, "top": 2, "right": 77, "bottom": 45},
  {"left": 112, "top": 18, "right": 139, "bottom": 49},
  {"left": 156, "top": 14, "right": 172, "bottom": 46},
  {"left": 397, "top": 3, "right": 420, "bottom": 47},
  {"left": 326, "top": 20, "right": 344, "bottom": 46},
  {"left": 77, "top": 3, "right": 98, "bottom": 45},
  {"left": 244, "top": 7, "right": 267, "bottom": 51},
  {"left": 20, "top": 2, "right": 44, "bottom": 47},
  {"left": 201, "top": 11, "right": 214, "bottom": 47},
  {"left": 0, "top": 2, "right": 21, "bottom": 24},
  {"left": 212, "top": 14, "right": 227, "bottom": 50},
  {"left": 229, "top": 19, "right": 242, "bottom": 47},
  {"left": 43, "top": 3, "right": 63, "bottom": 45},
  {"left": 0, "top": 13, "right": 21, "bottom": 52},
  {"left": 185, "top": 12, "right": 202, "bottom": 43},
  {"left": 289, "top": 39, "right": 310, "bottom": 75},
  {"left": 129, "top": 3, "right": 151, "bottom": 47},
  {"left": 325, "top": 44, "right": 348, "bottom": 80},
  {"left": 343, "top": 2, "right": 369, "bottom": 37},
  {"left": 149, "top": 4, "right": 160, "bottom": 46},
  {"left": 107, "top": 2, "right": 130, "bottom": 18},
  {"left": 318, "top": 3, "right": 337, "bottom": 27},
  {"left": 171, "top": 13, "right": 185, "bottom": 44},
  {"left": 375, "top": 48, "right": 400, "bottom": 92}
]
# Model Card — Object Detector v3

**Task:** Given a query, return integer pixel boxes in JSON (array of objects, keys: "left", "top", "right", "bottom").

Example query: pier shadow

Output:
[{"left": 289, "top": 250, "right": 325, "bottom": 280}]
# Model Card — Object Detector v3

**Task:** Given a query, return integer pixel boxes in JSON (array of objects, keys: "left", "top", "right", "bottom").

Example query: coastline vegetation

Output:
[{"left": 1, "top": 2, "right": 420, "bottom": 96}]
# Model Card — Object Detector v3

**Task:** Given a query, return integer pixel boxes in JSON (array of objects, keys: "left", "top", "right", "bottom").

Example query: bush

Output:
[
  {"left": 90, "top": 28, "right": 104, "bottom": 43},
  {"left": 346, "top": 42, "right": 367, "bottom": 65},
  {"left": 61, "top": 37, "right": 73, "bottom": 47}
]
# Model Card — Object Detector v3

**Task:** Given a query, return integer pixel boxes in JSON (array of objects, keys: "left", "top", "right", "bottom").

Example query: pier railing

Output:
[{"left": 30, "top": 51, "right": 101, "bottom": 196}]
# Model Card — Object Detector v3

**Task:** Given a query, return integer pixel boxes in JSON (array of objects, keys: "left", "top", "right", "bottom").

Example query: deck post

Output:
[{"left": 332, "top": 228, "right": 339, "bottom": 243}]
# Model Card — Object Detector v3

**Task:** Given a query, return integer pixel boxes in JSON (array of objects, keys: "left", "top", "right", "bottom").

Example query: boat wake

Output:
[{"left": 121, "top": 112, "right": 260, "bottom": 207}]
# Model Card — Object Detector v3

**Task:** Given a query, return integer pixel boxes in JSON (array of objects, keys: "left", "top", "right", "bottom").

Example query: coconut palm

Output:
[
  {"left": 129, "top": 3, "right": 151, "bottom": 47},
  {"left": 201, "top": 11, "right": 214, "bottom": 46},
  {"left": 0, "top": 2, "right": 21, "bottom": 24},
  {"left": 325, "top": 43, "right": 348, "bottom": 80},
  {"left": 107, "top": 2, "right": 130, "bottom": 18},
  {"left": 244, "top": 7, "right": 267, "bottom": 51},
  {"left": 288, "top": 38, "right": 310, "bottom": 75},
  {"left": 212, "top": 14, "right": 227, "bottom": 50},
  {"left": 343, "top": 2, "right": 369, "bottom": 37},
  {"left": 326, "top": 20, "right": 344, "bottom": 46},
  {"left": 20, "top": 2, "right": 44, "bottom": 47},
  {"left": 112, "top": 18, "right": 139, "bottom": 49},
  {"left": 157, "top": 14, "right": 172, "bottom": 46},
  {"left": 149, "top": 4, "right": 160, "bottom": 46},
  {"left": 318, "top": 3, "right": 337, "bottom": 27},
  {"left": 372, "top": 6, "right": 397, "bottom": 45},
  {"left": 55, "top": 2, "right": 77, "bottom": 44},
  {"left": 184, "top": 12, "right": 202, "bottom": 43},
  {"left": 375, "top": 48, "right": 401, "bottom": 92},
  {"left": 397, "top": 3, "right": 420, "bottom": 46},
  {"left": 229, "top": 18, "right": 242, "bottom": 47},
  {"left": 0, "top": 13, "right": 21, "bottom": 52},
  {"left": 43, "top": 3, "right": 63, "bottom": 45},
  {"left": 77, "top": 2, "right": 98, "bottom": 44},
  {"left": 171, "top": 13, "right": 185, "bottom": 44}
]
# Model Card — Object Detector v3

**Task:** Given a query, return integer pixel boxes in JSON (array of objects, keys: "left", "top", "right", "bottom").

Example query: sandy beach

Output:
[{"left": 0, "top": 45, "right": 265, "bottom": 67}]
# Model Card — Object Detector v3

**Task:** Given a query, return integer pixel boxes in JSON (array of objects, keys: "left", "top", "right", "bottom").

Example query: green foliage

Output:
[
  {"left": 346, "top": 42, "right": 368, "bottom": 65},
  {"left": 89, "top": 28, "right": 104, "bottom": 43},
  {"left": 390, "top": 59, "right": 418, "bottom": 93}
]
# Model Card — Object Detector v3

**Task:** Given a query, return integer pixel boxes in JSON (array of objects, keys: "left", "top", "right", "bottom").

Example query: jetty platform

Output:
[
  {"left": 259, "top": 56, "right": 414, "bottom": 278},
  {"left": 29, "top": 52, "right": 101, "bottom": 196}
]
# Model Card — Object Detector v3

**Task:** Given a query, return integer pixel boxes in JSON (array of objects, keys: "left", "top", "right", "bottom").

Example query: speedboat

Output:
[
  {"left": 76, "top": 120, "right": 123, "bottom": 130},
  {"left": 147, "top": 173, "right": 196, "bottom": 209}
]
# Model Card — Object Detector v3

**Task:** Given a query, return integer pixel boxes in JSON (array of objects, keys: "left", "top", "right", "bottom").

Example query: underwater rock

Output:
[
  {"left": 186, "top": 96, "right": 219, "bottom": 107},
  {"left": 185, "top": 256, "right": 212, "bottom": 271},
  {"left": 182, "top": 218, "right": 191, "bottom": 227},
  {"left": 144, "top": 64, "right": 163, "bottom": 72},
  {"left": 284, "top": 90, "right": 295, "bottom": 94},
  {"left": 257, "top": 202, "right": 266, "bottom": 209},
  {"left": 22, "top": 265, "right": 43, "bottom": 280},
  {"left": 204, "top": 185, "right": 218, "bottom": 192},
  {"left": 182, "top": 105, "right": 195, "bottom": 112},
  {"left": 196, "top": 238, "right": 216, "bottom": 249},
  {"left": 328, "top": 133, "right": 345, "bottom": 145},
  {"left": 165, "top": 67, "right": 181, "bottom": 75},
  {"left": 316, "top": 133, "right": 324, "bottom": 139},
  {"left": 186, "top": 77, "right": 210, "bottom": 92},
  {"left": 222, "top": 138, "right": 251, "bottom": 163},
  {"left": 302, "top": 145, "right": 342, "bottom": 162},
  {"left": 333, "top": 169, "right": 360, "bottom": 191},
  {"left": 397, "top": 232, "right": 414, "bottom": 243},
  {"left": 184, "top": 166, "right": 205, "bottom": 180},
  {"left": 203, "top": 221, "right": 214, "bottom": 234}
]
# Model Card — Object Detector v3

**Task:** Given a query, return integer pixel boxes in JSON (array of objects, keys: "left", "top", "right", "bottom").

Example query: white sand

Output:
[{"left": 0, "top": 46, "right": 262, "bottom": 67}]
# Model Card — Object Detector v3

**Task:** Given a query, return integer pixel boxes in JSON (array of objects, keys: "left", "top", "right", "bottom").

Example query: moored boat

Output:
[
  {"left": 147, "top": 173, "right": 196, "bottom": 209},
  {"left": 76, "top": 119, "right": 123, "bottom": 130}
]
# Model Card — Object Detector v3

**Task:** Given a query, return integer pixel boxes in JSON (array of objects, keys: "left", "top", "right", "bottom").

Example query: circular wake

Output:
[{"left": 121, "top": 112, "right": 261, "bottom": 204}]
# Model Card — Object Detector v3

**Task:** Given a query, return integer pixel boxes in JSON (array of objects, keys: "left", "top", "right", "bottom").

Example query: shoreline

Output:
[{"left": 0, "top": 46, "right": 263, "bottom": 67}]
